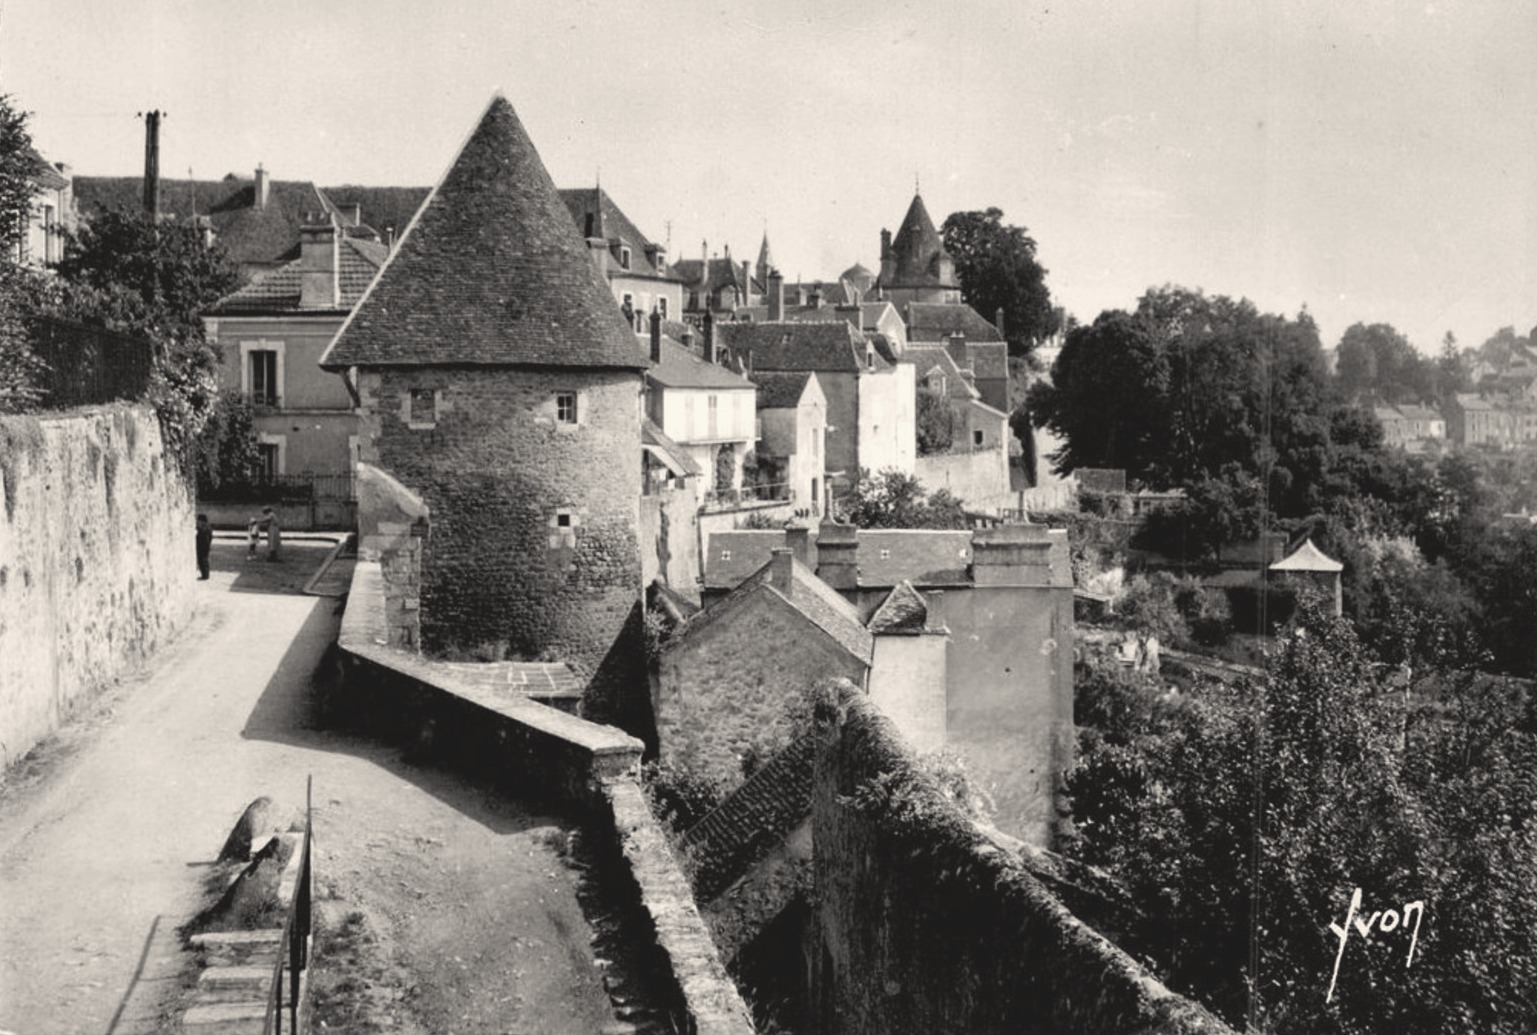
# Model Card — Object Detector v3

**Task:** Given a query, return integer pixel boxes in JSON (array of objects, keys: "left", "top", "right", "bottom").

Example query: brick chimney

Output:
[
  {"left": 741, "top": 259, "right": 753, "bottom": 304},
  {"left": 971, "top": 525, "right": 1057, "bottom": 587},
  {"left": 768, "top": 269, "right": 784, "bottom": 322},
  {"left": 299, "top": 215, "right": 340, "bottom": 310},
  {"left": 704, "top": 309, "right": 717, "bottom": 364},
  {"left": 650, "top": 309, "right": 663, "bottom": 363},
  {"left": 254, "top": 164, "right": 270, "bottom": 210},
  {"left": 995, "top": 307, "right": 1006, "bottom": 340},
  {"left": 879, "top": 228, "right": 894, "bottom": 283},
  {"left": 347, "top": 202, "right": 363, "bottom": 226}
]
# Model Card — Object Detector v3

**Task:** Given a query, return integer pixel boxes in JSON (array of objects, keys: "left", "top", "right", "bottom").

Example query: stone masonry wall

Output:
[
  {"left": 655, "top": 591, "right": 867, "bottom": 791},
  {"left": 916, "top": 445, "right": 1011, "bottom": 510},
  {"left": 812, "top": 689, "right": 1235, "bottom": 1035},
  {"left": 357, "top": 367, "right": 645, "bottom": 720},
  {"left": 0, "top": 405, "right": 193, "bottom": 767}
]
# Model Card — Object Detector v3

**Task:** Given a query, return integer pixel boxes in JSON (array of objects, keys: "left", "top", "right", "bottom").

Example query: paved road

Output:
[{"left": 0, "top": 538, "right": 613, "bottom": 1035}]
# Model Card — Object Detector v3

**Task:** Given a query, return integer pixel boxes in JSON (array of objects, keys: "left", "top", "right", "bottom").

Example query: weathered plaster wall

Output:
[
  {"left": 640, "top": 483, "right": 701, "bottom": 603},
  {"left": 0, "top": 405, "right": 193, "bottom": 768},
  {"left": 931, "top": 585, "right": 1072, "bottom": 848},
  {"left": 812, "top": 690, "right": 1235, "bottom": 1035},
  {"left": 655, "top": 591, "right": 867, "bottom": 789},
  {"left": 868, "top": 633, "right": 947, "bottom": 752},
  {"left": 915, "top": 445, "right": 1011, "bottom": 509}
]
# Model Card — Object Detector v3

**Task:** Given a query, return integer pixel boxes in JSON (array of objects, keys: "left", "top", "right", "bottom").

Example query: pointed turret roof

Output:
[
  {"left": 320, "top": 96, "right": 646, "bottom": 371},
  {"left": 756, "top": 231, "right": 774, "bottom": 273},
  {"left": 884, "top": 193, "right": 957, "bottom": 290}
]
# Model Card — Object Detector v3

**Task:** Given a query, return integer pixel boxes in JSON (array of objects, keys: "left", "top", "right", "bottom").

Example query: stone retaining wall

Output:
[{"left": 0, "top": 404, "right": 193, "bottom": 768}]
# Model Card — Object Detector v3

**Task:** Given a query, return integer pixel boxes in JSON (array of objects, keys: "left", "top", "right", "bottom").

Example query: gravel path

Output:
[{"left": 0, "top": 538, "right": 614, "bottom": 1035}]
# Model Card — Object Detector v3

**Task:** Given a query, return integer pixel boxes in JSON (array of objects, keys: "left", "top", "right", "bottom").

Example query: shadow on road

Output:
[
  {"left": 208, "top": 539, "right": 341, "bottom": 596},
  {"left": 239, "top": 596, "right": 541, "bottom": 836}
]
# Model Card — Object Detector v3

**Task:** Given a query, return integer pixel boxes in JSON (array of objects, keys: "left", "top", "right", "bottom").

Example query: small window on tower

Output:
[
  {"left": 409, "top": 388, "right": 437, "bottom": 425},
  {"left": 556, "top": 391, "right": 578, "bottom": 424},
  {"left": 973, "top": 429, "right": 985, "bottom": 447},
  {"left": 556, "top": 512, "right": 572, "bottom": 528}
]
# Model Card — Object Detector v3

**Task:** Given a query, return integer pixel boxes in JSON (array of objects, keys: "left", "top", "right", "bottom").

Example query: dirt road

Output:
[{"left": 0, "top": 538, "right": 614, "bottom": 1035}]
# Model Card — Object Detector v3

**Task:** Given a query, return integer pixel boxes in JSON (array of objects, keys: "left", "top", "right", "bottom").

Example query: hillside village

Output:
[{"left": 5, "top": 67, "right": 1537, "bottom": 1035}]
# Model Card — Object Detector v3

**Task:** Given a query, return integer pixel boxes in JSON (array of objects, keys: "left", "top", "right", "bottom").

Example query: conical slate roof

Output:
[
  {"left": 321, "top": 95, "right": 646, "bottom": 371},
  {"left": 886, "top": 193, "right": 956, "bottom": 289}
]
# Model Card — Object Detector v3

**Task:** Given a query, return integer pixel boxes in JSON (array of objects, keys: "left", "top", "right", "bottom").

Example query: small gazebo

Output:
[{"left": 1269, "top": 537, "right": 1344, "bottom": 616}]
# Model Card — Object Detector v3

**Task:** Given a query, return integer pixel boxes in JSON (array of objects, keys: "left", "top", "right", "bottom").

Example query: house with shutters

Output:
[
  {"left": 751, "top": 371, "right": 828, "bottom": 516},
  {"left": 318, "top": 95, "right": 650, "bottom": 717},
  {"left": 641, "top": 314, "right": 757, "bottom": 501},
  {"left": 875, "top": 192, "right": 963, "bottom": 308},
  {"left": 203, "top": 216, "right": 387, "bottom": 478},
  {"left": 715, "top": 318, "right": 915, "bottom": 497}
]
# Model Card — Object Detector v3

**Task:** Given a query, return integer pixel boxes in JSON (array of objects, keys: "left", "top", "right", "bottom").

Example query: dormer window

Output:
[{"left": 620, "top": 246, "right": 632, "bottom": 270}]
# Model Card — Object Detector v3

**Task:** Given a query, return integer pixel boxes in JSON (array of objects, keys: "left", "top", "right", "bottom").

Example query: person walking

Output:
[
  {"left": 260, "top": 506, "right": 282, "bottom": 562},
  {"left": 195, "top": 514, "right": 213, "bottom": 580}
]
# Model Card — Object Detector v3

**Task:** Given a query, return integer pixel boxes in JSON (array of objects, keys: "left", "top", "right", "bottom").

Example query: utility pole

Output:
[{"left": 140, "top": 110, "right": 163, "bottom": 219}]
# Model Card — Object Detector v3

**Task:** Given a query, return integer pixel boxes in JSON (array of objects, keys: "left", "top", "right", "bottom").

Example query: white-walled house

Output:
[{"left": 643, "top": 317, "right": 757, "bottom": 497}]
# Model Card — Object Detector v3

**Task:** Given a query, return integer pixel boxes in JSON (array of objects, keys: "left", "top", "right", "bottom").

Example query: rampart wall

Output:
[
  {"left": 812, "top": 688, "right": 1235, "bottom": 1035},
  {"left": 0, "top": 405, "right": 193, "bottom": 768}
]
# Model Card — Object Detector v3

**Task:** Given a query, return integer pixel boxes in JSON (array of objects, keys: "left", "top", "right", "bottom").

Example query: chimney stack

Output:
[
  {"left": 946, "top": 333, "right": 969, "bottom": 369},
  {"left": 768, "top": 269, "right": 784, "bottom": 322},
  {"left": 347, "top": 202, "right": 363, "bottom": 227},
  {"left": 141, "top": 110, "right": 162, "bottom": 218},
  {"left": 995, "top": 307, "right": 1006, "bottom": 340},
  {"left": 785, "top": 521, "right": 813, "bottom": 568},
  {"left": 769, "top": 547, "right": 795, "bottom": 596},
  {"left": 879, "top": 228, "right": 895, "bottom": 283},
  {"left": 815, "top": 524, "right": 859, "bottom": 590},
  {"left": 254, "top": 164, "right": 270, "bottom": 210},
  {"left": 298, "top": 215, "right": 340, "bottom": 310},
  {"left": 650, "top": 309, "right": 663, "bottom": 363},
  {"left": 704, "top": 309, "right": 717, "bottom": 364}
]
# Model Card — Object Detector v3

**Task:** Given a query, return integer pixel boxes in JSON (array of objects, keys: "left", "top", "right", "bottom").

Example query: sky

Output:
[{"left": 4, "top": 0, "right": 1534, "bottom": 353}]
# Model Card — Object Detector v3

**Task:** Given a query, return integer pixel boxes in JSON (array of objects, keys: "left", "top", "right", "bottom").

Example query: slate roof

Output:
[
  {"left": 683, "top": 551, "right": 873, "bottom": 662},
  {"left": 751, "top": 370, "right": 813, "bottom": 409},
  {"left": 905, "top": 302, "right": 1004, "bottom": 345},
  {"left": 73, "top": 175, "right": 329, "bottom": 268},
  {"left": 717, "top": 320, "right": 887, "bottom": 374},
  {"left": 320, "top": 185, "right": 431, "bottom": 239},
  {"left": 320, "top": 96, "right": 647, "bottom": 371},
  {"left": 559, "top": 187, "right": 680, "bottom": 282},
  {"left": 681, "top": 734, "right": 816, "bottom": 901},
  {"left": 867, "top": 580, "right": 932, "bottom": 633},
  {"left": 206, "top": 236, "right": 388, "bottom": 314},
  {"left": 704, "top": 531, "right": 790, "bottom": 588},
  {"left": 1453, "top": 393, "right": 1497, "bottom": 411},
  {"left": 904, "top": 346, "right": 981, "bottom": 401},
  {"left": 854, "top": 530, "right": 975, "bottom": 586},
  {"left": 647, "top": 337, "right": 755, "bottom": 390},
  {"left": 673, "top": 256, "right": 750, "bottom": 296},
  {"left": 882, "top": 193, "right": 957, "bottom": 289}
]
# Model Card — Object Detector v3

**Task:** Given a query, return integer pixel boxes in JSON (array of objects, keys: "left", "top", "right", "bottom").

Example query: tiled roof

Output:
[
  {"left": 647, "top": 337, "right": 755, "bottom": 390},
  {"left": 968, "top": 341, "right": 1009, "bottom": 382},
  {"left": 27, "top": 147, "right": 69, "bottom": 190},
  {"left": 867, "top": 580, "right": 931, "bottom": 633},
  {"left": 751, "top": 370, "right": 812, "bottom": 409},
  {"left": 717, "top": 320, "right": 886, "bottom": 374},
  {"left": 559, "top": 187, "right": 680, "bottom": 282},
  {"left": 320, "top": 96, "right": 647, "bottom": 371},
  {"left": 73, "top": 175, "right": 329, "bottom": 268},
  {"left": 672, "top": 256, "right": 748, "bottom": 295},
  {"left": 320, "top": 185, "right": 431, "bottom": 239},
  {"left": 683, "top": 552, "right": 872, "bottom": 662},
  {"left": 905, "top": 302, "right": 1004, "bottom": 344},
  {"left": 643, "top": 418, "right": 701, "bottom": 476},
  {"left": 883, "top": 193, "right": 956, "bottom": 289},
  {"left": 206, "top": 236, "right": 387, "bottom": 314},
  {"left": 681, "top": 734, "right": 816, "bottom": 901},
  {"left": 1454, "top": 393, "right": 1497, "bottom": 411}
]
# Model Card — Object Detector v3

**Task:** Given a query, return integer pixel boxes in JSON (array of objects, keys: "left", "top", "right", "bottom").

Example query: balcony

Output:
[{"left": 701, "top": 482, "right": 795, "bottom": 513}]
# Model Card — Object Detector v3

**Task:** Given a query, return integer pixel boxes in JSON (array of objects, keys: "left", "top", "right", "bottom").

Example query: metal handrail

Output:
[{"left": 264, "top": 775, "right": 313, "bottom": 1035}]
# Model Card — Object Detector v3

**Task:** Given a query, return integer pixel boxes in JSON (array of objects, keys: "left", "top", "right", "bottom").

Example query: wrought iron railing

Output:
[
  {"left": 27, "top": 315, "right": 155, "bottom": 409},
  {"left": 264, "top": 775, "right": 313, "bottom": 1035},
  {"left": 702, "top": 482, "right": 795, "bottom": 510},
  {"left": 202, "top": 473, "right": 356, "bottom": 503}
]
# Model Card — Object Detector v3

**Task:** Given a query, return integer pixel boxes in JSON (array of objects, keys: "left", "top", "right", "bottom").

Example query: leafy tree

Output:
[
  {"left": 1335, "top": 322, "right": 1436, "bottom": 405},
  {"left": 1067, "top": 602, "right": 1537, "bottom": 1033},
  {"left": 842, "top": 468, "right": 967, "bottom": 529},
  {"left": 940, "top": 207, "right": 1060, "bottom": 357},
  {"left": 0, "top": 263, "right": 46, "bottom": 412},
  {"left": 0, "top": 94, "right": 36, "bottom": 254},
  {"left": 915, "top": 387, "right": 957, "bottom": 455}
]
